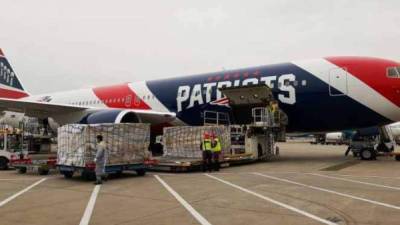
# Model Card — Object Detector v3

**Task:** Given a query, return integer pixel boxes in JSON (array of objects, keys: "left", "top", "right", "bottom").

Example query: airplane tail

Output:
[{"left": 0, "top": 49, "right": 29, "bottom": 99}]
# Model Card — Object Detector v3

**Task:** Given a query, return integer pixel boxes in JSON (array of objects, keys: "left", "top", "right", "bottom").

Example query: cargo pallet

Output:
[
  {"left": 57, "top": 161, "right": 154, "bottom": 179},
  {"left": 149, "top": 153, "right": 256, "bottom": 172}
]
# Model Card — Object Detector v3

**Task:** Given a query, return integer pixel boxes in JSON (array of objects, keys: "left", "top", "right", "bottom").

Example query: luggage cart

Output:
[
  {"left": 58, "top": 162, "right": 152, "bottom": 179},
  {"left": 11, "top": 155, "right": 57, "bottom": 175}
]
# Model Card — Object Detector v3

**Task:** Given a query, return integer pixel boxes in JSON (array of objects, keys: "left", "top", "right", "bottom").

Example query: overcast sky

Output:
[{"left": 1, "top": 0, "right": 399, "bottom": 94}]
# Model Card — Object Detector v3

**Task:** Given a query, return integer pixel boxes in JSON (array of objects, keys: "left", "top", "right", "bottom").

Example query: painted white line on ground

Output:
[
  {"left": 79, "top": 185, "right": 101, "bottom": 225},
  {"left": 309, "top": 173, "right": 400, "bottom": 191},
  {"left": 0, "top": 178, "right": 44, "bottom": 181},
  {"left": 253, "top": 172, "right": 400, "bottom": 210},
  {"left": 154, "top": 175, "right": 212, "bottom": 225},
  {"left": 205, "top": 174, "right": 337, "bottom": 225},
  {"left": 334, "top": 174, "right": 400, "bottom": 180},
  {"left": 0, "top": 178, "right": 47, "bottom": 207}
]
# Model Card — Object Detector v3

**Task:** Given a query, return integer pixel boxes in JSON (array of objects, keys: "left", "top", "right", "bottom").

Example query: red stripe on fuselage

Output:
[
  {"left": 92, "top": 83, "right": 151, "bottom": 110},
  {"left": 326, "top": 56, "right": 400, "bottom": 107},
  {"left": 0, "top": 88, "right": 29, "bottom": 99}
]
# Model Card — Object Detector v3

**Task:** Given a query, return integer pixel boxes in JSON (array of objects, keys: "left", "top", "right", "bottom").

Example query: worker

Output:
[
  {"left": 202, "top": 132, "right": 213, "bottom": 172},
  {"left": 210, "top": 133, "right": 222, "bottom": 171},
  {"left": 94, "top": 135, "right": 108, "bottom": 185},
  {"left": 270, "top": 101, "right": 280, "bottom": 125}
]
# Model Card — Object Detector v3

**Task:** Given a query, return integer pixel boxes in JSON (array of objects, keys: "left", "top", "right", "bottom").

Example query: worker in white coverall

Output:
[{"left": 94, "top": 135, "right": 108, "bottom": 185}]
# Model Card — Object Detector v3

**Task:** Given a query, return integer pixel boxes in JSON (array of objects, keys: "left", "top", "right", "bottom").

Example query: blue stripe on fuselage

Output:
[{"left": 146, "top": 62, "right": 390, "bottom": 132}]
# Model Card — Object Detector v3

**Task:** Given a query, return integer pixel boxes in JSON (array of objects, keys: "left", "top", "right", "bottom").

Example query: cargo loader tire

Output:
[
  {"left": 62, "top": 171, "right": 74, "bottom": 179},
  {"left": 136, "top": 169, "right": 146, "bottom": 176},
  {"left": 395, "top": 155, "right": 400, "bottom": 161},
  {"left": 360, "top": 148, "right": 376, "bottom": 160},
  {"left": 18, "top": 167, "right": 27, "bottom": 174},
  {"left": 0, "top": 157, "right": 9, "bottom": 170}
]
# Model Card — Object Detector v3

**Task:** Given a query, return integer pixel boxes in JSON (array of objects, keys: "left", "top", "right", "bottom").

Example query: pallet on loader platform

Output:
[
  {"left": 150, "top": 156, "right": 203, "bottom": 172},
  {"left": 149, "top": 153, "right": 256, "bottom": 172}
]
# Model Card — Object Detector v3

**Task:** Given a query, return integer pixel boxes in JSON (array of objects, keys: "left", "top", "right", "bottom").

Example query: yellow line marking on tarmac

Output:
[
  {"left": 205, "top": 174, "right": 337, "bottom": 225},
  {"left": 155, "top": 175, "right": 212, "bottom": 225},
  {"left": 0, "top": 178, "right": 47, "bottom": 207}
]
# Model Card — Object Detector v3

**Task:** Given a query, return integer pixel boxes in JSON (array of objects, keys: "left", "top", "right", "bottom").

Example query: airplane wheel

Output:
[{"left": 360, "top": 148, "right": 376, "bottom": 160}]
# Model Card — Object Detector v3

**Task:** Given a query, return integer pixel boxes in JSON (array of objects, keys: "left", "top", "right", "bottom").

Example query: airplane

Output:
[{"left": 0, "top": 48, "right": 400, "bottom": 135}]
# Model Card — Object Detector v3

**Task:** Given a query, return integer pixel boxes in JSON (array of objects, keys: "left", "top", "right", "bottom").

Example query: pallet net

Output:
[
  {"left": 57, "top": 123, "right": 150, "bottom": 167},
  {"left": 163, "top": 126, "right": 231, "bottom": 159}
]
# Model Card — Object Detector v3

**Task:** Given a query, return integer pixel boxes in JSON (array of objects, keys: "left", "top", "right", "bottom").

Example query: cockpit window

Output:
[{"left": 387, "top": 67, "right": 400, "bottom": 78}]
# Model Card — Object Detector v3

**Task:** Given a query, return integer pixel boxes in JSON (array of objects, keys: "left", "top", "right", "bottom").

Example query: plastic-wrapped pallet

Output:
[
  {"left": 163, "top": 126, "right": 231, "bottom": 159},
  {"left": 57, "top": 123, "right": 150, "bottom": 167}
]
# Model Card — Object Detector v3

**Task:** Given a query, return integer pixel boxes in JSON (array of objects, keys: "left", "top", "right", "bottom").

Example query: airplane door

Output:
[
  {"left": 329, "top": 68, "right": 348, "bottom": 96},
  {"left": 125, "top": 95, "right": 132, "bottom": 107}
]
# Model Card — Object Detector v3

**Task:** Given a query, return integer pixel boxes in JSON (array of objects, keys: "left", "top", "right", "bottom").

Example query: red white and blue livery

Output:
[{"left": 0, "top": 48, "right": 400, "bottom": 133}]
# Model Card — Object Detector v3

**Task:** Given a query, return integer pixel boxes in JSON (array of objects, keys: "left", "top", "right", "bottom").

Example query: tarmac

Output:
[{"left": 1, "top": 142, "right": 400, "bottom": 225}]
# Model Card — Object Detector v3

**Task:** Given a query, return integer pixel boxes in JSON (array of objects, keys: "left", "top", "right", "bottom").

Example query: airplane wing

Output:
[
  {"left": 0, "top": 98, "right": 87, "bottom": 117},
  {"left": 0, "top": 98, "right": 176, "bottom": 124}
]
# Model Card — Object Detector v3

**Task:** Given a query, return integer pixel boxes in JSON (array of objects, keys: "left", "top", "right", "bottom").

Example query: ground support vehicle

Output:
[
  {"left": 10, "top": 154, "right": 56, "bottom": 175},
  {"left": 0, "top": 127, "right": 27, "bottom": 170},
  {"left": 151, "top": 84, "right": 286, "bottom": 172},
  {"left": 347, "top": 126, "right": 396, "bottom": 160}
]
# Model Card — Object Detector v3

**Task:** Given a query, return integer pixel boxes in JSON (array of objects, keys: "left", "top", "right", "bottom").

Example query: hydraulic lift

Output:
[{"left": 219, "top": 84, "right": 287, "bottom": 161}]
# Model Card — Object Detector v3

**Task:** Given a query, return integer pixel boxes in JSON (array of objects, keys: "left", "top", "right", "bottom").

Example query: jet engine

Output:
[{"left": 80, "top": 109, "right": 141, "bottom": 124}]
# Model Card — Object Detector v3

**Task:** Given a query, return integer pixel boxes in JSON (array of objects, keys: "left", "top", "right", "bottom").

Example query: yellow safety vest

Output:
[
  {"left": 211, "top": 138, "right": 222, "bottom": 152},
  {"left": 202, "top": 139, "right": 212, "bottom": 151}
]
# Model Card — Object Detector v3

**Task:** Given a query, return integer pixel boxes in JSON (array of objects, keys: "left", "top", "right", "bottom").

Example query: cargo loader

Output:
[
  {"left": 10, "top": 154, "right": 57, "bottom": 175},
  {"left": 151, "top": 84, "right": 287, "bottom": 172},
  {"left": 0, "top": 127, "right": 28, "bottom": 170}
]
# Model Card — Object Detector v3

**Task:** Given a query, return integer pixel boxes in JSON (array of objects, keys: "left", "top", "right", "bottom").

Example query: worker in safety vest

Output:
[
  {"left": 270, "top": 101, "right": 280, "bottom": 125},
  {"left": 202, "top": 132, "right": 213, "bottom": 172},
  {"left": 210, "top": 133, "right": 222, "bottom": 171}
]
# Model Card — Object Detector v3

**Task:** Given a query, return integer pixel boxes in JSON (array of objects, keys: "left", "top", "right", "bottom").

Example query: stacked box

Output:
[
  {"left": 57, "top": 123, "right": 150, "bottom": 167},
  {"left": 163, "top": 126, "right": 231, "bottom": 159}
]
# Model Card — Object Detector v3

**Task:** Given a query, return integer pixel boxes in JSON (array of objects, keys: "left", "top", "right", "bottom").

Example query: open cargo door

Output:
[{"left": 220, "top": 84, "right": 274, "bottom": 125}]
